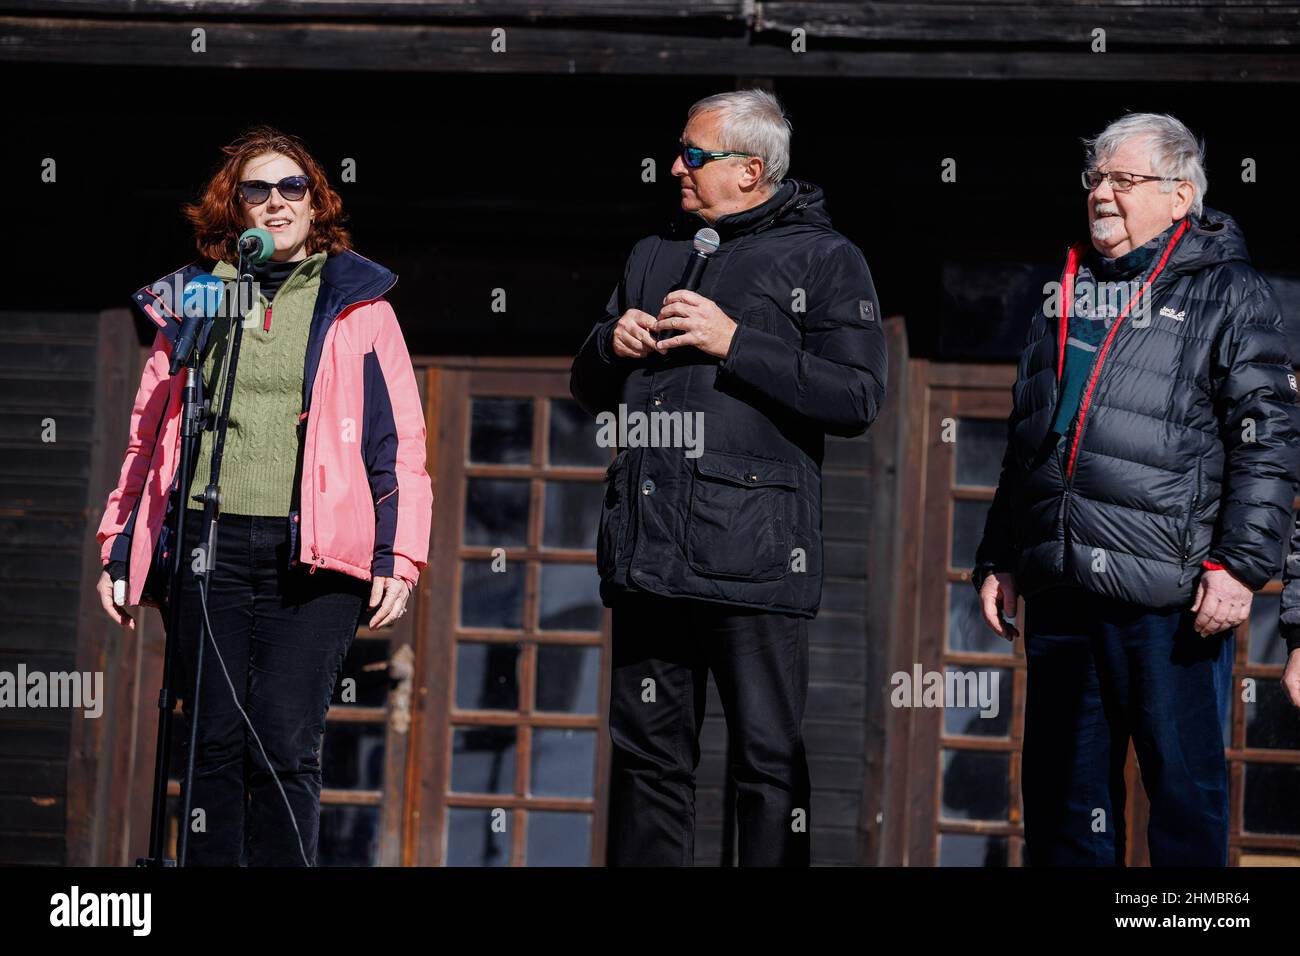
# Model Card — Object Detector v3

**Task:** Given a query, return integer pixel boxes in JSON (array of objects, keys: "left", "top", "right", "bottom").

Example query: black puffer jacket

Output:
[
  {"left": 569, "top": 180, "right": 887, "bottom": 616},
  {"left": 1282, "top": 517, "right": 1300, "bottom": 655},
  {"left": 976, "top": 208, "right": 1300, "bottom": 610}
]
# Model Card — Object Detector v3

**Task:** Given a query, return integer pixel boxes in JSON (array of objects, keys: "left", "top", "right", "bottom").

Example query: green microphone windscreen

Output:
[{"left": 239, "top": 227, "right": 276, "bottom": 264}]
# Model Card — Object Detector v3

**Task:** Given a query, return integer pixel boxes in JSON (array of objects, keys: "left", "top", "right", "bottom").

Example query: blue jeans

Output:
[
  {"left": 1022, "top": 586, "right": 1233, "bottom": 867},
  {"left": 167, "top": 510, "right": 369, "bottom": 866}
]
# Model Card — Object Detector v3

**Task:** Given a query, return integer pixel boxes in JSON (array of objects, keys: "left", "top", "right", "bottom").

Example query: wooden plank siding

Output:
[
  {"left": 1, "top": 2, "right": 1298, "bottom": 81},
  {"left": 0, "top": 310, "right": 104, "bottom": 866}
]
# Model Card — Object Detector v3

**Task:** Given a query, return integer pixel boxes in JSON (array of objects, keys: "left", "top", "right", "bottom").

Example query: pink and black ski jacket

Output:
[{"left": 96, "top": 250, "right": 433, "bottom": 606}]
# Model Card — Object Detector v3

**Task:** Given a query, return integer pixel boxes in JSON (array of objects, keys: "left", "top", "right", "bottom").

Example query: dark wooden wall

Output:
[
  {"left": 0, "top": 310, "right": 101, "bottom": 865},
  {"left": 3, "top": 1, "right": 1298, "bottom": 81}
]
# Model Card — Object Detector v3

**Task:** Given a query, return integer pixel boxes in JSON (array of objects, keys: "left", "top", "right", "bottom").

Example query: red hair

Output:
[{"left": 182, "top": 125, "right": 351, "bottom": 264}]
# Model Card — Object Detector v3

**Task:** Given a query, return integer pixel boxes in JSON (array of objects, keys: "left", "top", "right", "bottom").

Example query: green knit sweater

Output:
[{"left": 186, "top": 252, "right": 326, "bottom": 516}]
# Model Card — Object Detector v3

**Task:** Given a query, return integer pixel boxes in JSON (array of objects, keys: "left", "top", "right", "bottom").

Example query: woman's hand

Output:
[
  {"left": 367, "top": 575, "right": 411, "bottom": 629},
  {"left": 96, "top": 570, "right": 137, "bottom": 631}
]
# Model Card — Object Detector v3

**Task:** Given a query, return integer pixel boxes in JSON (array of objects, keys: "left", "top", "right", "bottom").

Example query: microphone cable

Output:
[{"left": 194, "top": 570, "right": 313, "bottom": 867}]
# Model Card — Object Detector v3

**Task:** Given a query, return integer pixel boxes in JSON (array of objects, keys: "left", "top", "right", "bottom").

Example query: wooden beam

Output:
[
  {"left": 756, "top": 2, "right": 1300, "bottom": 46},
  {"left": 0, "top": 0, "right": 747, "bottom": 20},
  {"left": 3, "top": 18, "right": 1299, "bottom": 79}
]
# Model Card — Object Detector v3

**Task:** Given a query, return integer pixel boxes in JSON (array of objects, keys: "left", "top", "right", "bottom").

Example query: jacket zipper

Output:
[
  {"left": 1183, "top": 458, "right": 1201, "bottom": 565},
  {"left": 1061, "top": 219, "right": 1189, "bottom": 482},
  {"left": 302, "top": 281, "right": 397, "bottom": 573}
]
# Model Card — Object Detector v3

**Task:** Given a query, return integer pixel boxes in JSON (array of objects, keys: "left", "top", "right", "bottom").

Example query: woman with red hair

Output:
[{"left": 93, "top": 126, "right": 432, "bottom": 866}]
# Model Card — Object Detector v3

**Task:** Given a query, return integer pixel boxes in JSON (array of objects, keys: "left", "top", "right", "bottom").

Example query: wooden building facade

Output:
[{"left": 1, "top": 1, "right": 1298, "bottom": 866}]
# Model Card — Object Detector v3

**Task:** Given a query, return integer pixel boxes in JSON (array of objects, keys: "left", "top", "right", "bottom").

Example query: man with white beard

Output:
[{"left": 974, "top": 113, "right": 1300, "bottom": 865}]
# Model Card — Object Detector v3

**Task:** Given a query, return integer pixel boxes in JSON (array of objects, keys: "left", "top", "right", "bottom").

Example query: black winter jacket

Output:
[
  {"left": 1282, "top": 516, "right": 1300, "bottom": 655},
  {"left": 569, "top": 180, "right": 887, "bottom": 617},
  {"left": 975, "top": 208, "right": 1300, "bottom": 610}
]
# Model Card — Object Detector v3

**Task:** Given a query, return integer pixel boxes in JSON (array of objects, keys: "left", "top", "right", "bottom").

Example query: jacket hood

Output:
[
  {"left": 1163, "top": 206, "right": 1252, "bottom": 276},
  {"left": 670, "top": 179, "right": 832, "bottom": 241}
]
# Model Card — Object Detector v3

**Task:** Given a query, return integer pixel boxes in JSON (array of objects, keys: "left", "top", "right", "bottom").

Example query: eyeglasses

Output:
[
  {"left": 679, "top": 142, "right": 756, "bottom": 169},
  {"left": 1082, "top": 169, "right": 1181, "bottom": 192},
  {"left": 237, "top": 175, "right": 309, "bottom": 205}
]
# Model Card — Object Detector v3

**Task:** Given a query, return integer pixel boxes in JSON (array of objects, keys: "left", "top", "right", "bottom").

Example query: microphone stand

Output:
[{"left": 138, "top": 249, "right": 254, "bottom": 866}]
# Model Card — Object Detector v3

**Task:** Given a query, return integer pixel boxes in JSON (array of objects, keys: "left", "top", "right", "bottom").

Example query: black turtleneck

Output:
[{"left": 250, "top": 256, "right": 303, "bottom": 302}]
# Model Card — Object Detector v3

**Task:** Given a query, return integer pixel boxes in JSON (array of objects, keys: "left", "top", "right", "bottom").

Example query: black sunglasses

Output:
[{"left": 236, "top": 175, "right": 309, "bottom": 205}]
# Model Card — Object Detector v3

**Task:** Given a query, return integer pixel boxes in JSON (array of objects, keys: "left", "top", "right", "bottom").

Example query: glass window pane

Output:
[
  {"left": 445, "top": 807, "right": 511, "bottom": 867},
  {"left": 318, "top": 805, "right": 381, "bottom": 866},
  {"left": 951, "top": 499, "right": 991, "bottom": 570},
  {"left": 450, "top": 725, "right": 517, "bottom": 794},
  {"left": 334, "top": 638, "right": 395, "bottom": 708},
  {"left": 548, "top": 399, "right": 606, "bottom": 468},
  {"left": 322, "top": 722, "right": 386, "bottom": 790},
  {"left": 460, "top": 560, "right": 524, "bottom": 630},
  {"left": 538, "top": 563, "right": 603, "bottom": 632},
  {"left": 948, "top": 581, "right": 1013, "bottom": 655},
  {"left": 526, "top": 811, "right": 591, "bottom": 866},
  {"left": 464, "top": 478, "right": 529, "bottom": 547},
  {"left": 1247, "top": 593, "right": 1285, "bottom": 665},
  {"left": 455, "top": 641, "right": 521, "bottom": 711},
  {"left": 1246, "top": 681, "right": 1300, "bottom": 750},
  {"left": 955, "top": 418, "right": 1007, "bottom": 488},
  {"left": 530, "top": 728, "right": 596, "bottom": 798},
  {"left": 542, "top": 480, "right": 603, "bottom": 550},
  {"left": 938, "top": 832, "right": 1008, "bottom": 867},
  {"left": 536, "top": 645, "right": 601, "bottom": 714},
  {"left": 1243, "top": 762, "right": 1300, "bottom": 835},
  {"left": 469, "top": 397, "right": 532, "bottom": 466},
  {"left": 940, "top": 748, "right": 1009, "bottom": 821},
  {"left": 942, "top": 667, "right": 1011, "bottom": 738}
]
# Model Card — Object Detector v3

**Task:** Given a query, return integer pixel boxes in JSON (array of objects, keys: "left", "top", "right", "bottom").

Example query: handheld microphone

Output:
[
  {"left": 658, "top": 227, "right": 720, "bottom": 342},
  {"left": 238, "top": 227, "right": 275, "bottom": 265},
  {"left": 169, "top": 274, "right": 225, "bottom": 375}
]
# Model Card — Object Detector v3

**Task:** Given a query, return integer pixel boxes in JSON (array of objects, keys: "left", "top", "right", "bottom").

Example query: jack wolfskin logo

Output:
[
  {"left": 1159, "top": 306, "right": 1186, "bottom": 321},
  {"left": 859, "top": 300, "right": 875, "bottom": 322},
  {"left": 1289, "top": 373, "right": 1298, "bottom": 394}
]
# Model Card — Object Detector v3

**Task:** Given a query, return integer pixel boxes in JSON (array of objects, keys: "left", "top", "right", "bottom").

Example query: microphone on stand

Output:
[
  {"left": 238, "top": 227, "right": 276, "bottom": 265},
  {"left": 169, "top": 274, "right": 225, "bottom": 375},
  {"left": 658, "top": 227, "right": 720, "bottom": 342}
]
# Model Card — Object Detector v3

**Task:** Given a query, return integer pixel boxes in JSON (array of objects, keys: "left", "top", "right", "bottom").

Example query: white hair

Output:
[
  {"left": 1084, "top": 112, "right": 1208, "bottom": 216},
  {"left": 687, "top": 88, "right": 792, "bottom": 189}
]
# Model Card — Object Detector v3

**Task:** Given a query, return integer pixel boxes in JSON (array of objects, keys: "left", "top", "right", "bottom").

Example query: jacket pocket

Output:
[
  {"left": 686, "top": 450, "right": 797, "bottom": 582},
  {"left": 596, "top": 451, "right": 629, "bottom": 578}
]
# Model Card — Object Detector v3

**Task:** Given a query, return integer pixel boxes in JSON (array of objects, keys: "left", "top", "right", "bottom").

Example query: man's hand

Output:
[
  {"left": 96, "top": 569, "right": 136, "bottom": 631},
  {"left": 979, "top": 571, "right": 1020, "bottom": 642},
  {"left": 1190, "top": 567, "right": 1253, "bottom": 634},
  {"left": 653, "top": 290, "right": 737, "bottom": 359},
  {"left": 1282, "top": 648, "right": 1300, "bottom": 709},
  {"left": 1191, "top": 568, "right": 1252, "bottom": 637},
  {"left": 610, "top": 308, "right": 659, "bottom": 359},
  {"left": 368, "top": 575, "right": 411, "bottom": 629}
]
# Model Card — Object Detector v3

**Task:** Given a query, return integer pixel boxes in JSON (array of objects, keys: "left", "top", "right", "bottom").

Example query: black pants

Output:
[
  {"left": 166, "top": 510, "right": 369, "bottom": 866},
  {"left": 606, "top": 591, "right": 811, "bottom": 866}
]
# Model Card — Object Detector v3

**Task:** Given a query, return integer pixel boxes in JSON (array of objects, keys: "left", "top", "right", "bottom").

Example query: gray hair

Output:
[
  {"left": 687, "top": 89, "right": 792, "bottom": 190},
  {"left": 1084, "top": 112, "right": 1208, "bottom": 216}
]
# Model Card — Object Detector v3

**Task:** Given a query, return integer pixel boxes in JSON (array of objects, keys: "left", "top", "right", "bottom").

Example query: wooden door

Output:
[{"left": 408, "top": 358, "right": 611, "bottom": 866}]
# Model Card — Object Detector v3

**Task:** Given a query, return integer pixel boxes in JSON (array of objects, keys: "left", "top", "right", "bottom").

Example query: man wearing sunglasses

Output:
[
  {"left": 974, "top": 112, "right": 1300, "bottom": 866},
  {"left": 570, "top": 89, "right": 887, "bottom": 866}
]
